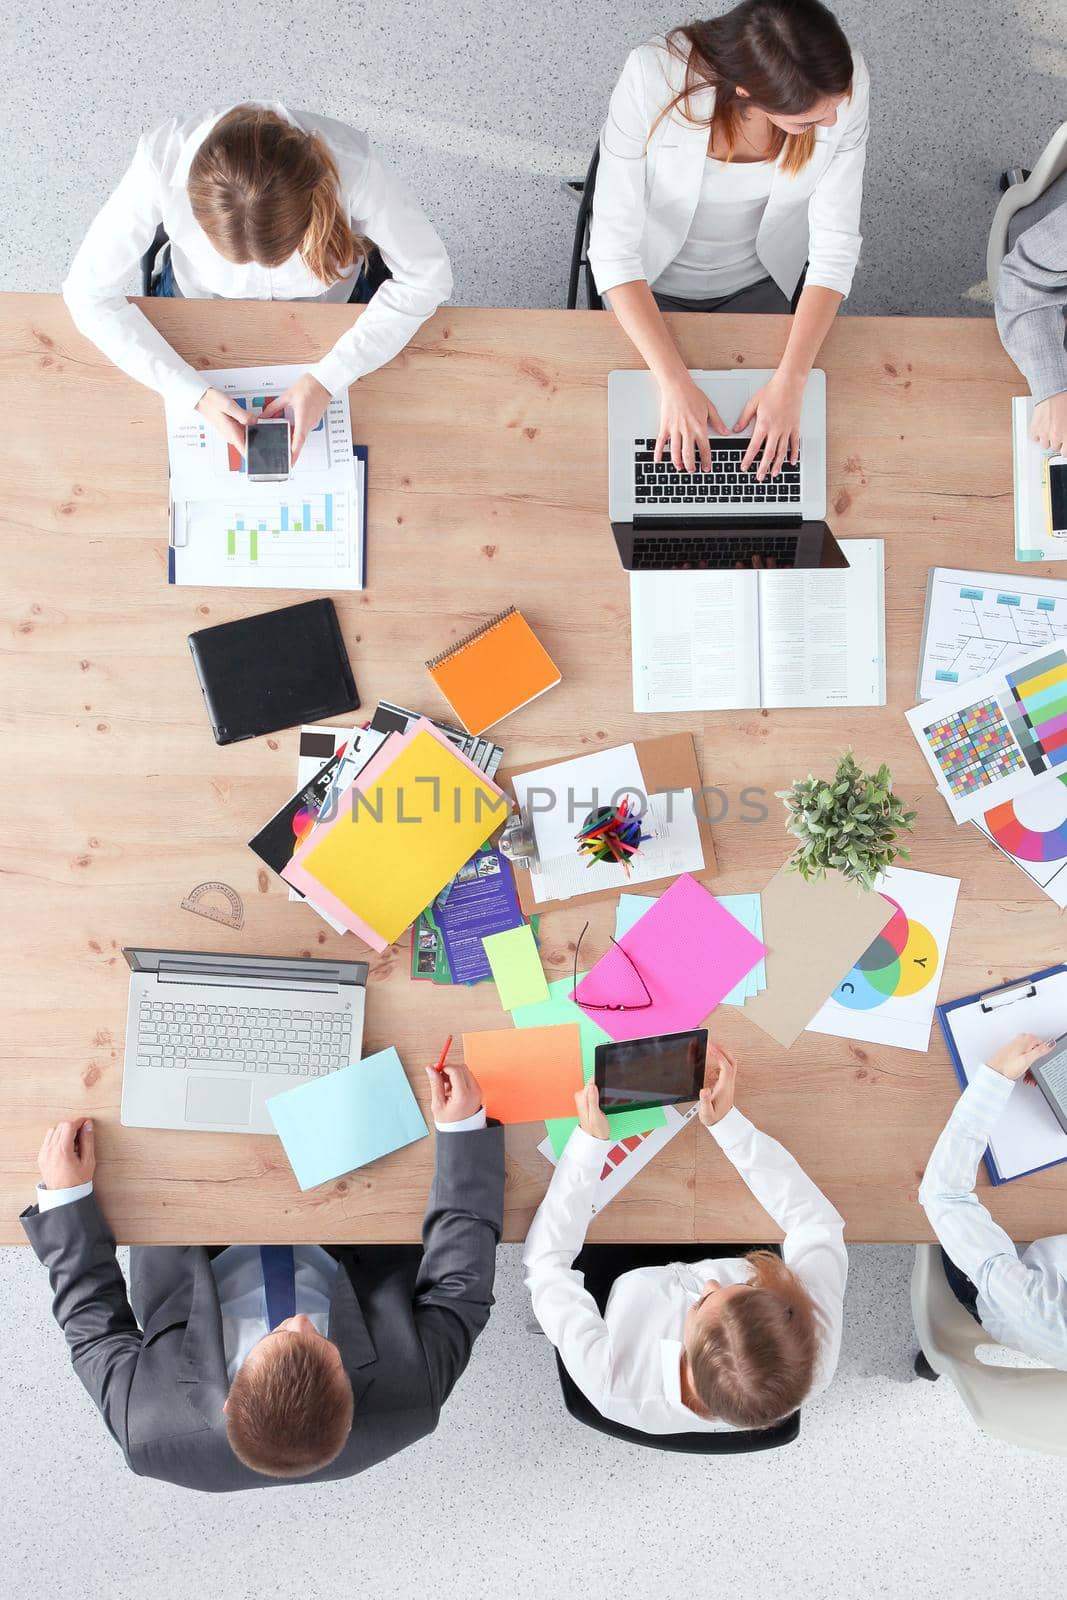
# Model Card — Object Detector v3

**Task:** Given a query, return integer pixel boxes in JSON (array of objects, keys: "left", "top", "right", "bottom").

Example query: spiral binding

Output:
[{"left": 425, "top": 606, "right": 518, "bottom": 671}]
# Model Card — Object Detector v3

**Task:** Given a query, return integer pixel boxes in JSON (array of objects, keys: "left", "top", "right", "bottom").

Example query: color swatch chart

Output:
[
  {"left": 1004, "top": 650, "right": 1067, "bottom": 775},
  {"left": 922, "top": 697, "right": 1026, "bottom": 799}
]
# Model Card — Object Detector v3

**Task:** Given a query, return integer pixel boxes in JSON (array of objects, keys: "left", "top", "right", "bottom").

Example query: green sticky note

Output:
[
  {"left": 483, "top": 924, "right": 550, "bottom": 1010},
  {"left": 513, "top": 976, "right": 666, "bottom": 1156},
  {"left": 544, "top": 1103, "right": 667, "bottom": 1160}
]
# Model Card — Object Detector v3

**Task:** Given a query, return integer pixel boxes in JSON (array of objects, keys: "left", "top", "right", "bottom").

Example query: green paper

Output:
[
  {"left": 513, "top": 976, "right": 666, "bottom": 1155},
  {"left": 483, "top": 924, "right": 550, "bottom": 1010}
]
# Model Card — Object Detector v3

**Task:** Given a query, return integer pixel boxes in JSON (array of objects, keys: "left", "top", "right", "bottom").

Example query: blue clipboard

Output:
[{"left": 937, "top": 963, "right": 1067, "bottom": 1185}]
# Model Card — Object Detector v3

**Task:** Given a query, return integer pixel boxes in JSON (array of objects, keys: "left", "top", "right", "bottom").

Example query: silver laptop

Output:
[
  {"left": 120, "top": 948, "right": 367, "bottom": 1134},
  {"left": 608, "top": 367, "right": 846, "bottom": 571}
]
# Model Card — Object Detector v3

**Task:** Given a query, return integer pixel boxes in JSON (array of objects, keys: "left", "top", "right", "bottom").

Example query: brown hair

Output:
[
  {"left": 659, "top": 1, "right": 854, "bottom": 175},
  {"left": 187, "top": 106, "right": 369, "bottom": 285},
  {"left": 685, "top": 1250, "right": 818, "bottom": 1428},
  {"left": 225, "top": 1333, "right": 354, "bottom": 1478}
]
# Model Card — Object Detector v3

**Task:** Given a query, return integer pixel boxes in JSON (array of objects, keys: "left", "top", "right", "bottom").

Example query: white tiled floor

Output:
[{"left": 4, "top": 2, "right": 1067, "bottom": 1594}]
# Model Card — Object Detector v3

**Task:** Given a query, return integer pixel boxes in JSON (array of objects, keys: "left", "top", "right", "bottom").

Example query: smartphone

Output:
[
  {"left": 593, "top": 1029, "right": 707, "bottom": 1114},
  {"left": 246, "top": 417, "right": 291, "bottom": 482},
  {"left": 1046, "top": 458, "right": 1067, "bottom": 539}
]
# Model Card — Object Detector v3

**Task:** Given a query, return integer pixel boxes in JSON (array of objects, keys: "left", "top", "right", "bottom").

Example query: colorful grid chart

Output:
[
  {"left": 922, "top": 697, "right": 1026, "bottom": 798},
  {"left": 1004, "top": 650, "right": 1067, "bottom": 775}
]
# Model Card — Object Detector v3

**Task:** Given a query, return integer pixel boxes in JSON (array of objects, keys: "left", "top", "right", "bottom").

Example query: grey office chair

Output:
[
  {"left": 548, "top": 1242, "right": 801, "bottom": 1453},
  {"left": 987, "top": 120, "right": 1067, "bottom": 295}
]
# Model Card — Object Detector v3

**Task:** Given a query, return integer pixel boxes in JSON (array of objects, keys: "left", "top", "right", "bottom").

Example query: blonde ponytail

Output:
[{"left": 188, "top": 107, "right": 370, "bottom": 287}]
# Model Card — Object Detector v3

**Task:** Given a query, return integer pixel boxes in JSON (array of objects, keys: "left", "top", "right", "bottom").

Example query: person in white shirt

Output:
[
  {"left": 63, "top": 103, "right": 452, "bottom": 460},
  {"left": 918, "top": 1032, "right": 1067, "bottom": 1369},
  {"left": 524, "top": 1044, "right": 848, "bottom": 1433},
  {"left": 589, "top": 0, "right": 869, "bottom": 480},
  {"left": 22, "top": 1059, "right": 502, "bottom": 1492}
]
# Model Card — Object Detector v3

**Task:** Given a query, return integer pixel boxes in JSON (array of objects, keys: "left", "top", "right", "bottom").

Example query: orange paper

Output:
[{"left": 461, "top": 1024, "right": 584, "bottom": 1124}]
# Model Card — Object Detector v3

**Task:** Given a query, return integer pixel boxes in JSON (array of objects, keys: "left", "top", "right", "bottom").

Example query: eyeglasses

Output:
[{"left": 571, "top": 921, "right": 654, "bottom": 1012}]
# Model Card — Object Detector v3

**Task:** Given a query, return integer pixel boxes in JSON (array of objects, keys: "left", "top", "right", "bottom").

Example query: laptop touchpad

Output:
[{"left": 185, "top": 1077, "right": 253, "bottom": 1126}]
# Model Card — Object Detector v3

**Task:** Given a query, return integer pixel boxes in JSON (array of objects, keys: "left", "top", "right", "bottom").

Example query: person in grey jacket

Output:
[
  {"left": 996, "top": 169, "right": 1067, "bottom": 458},
  {"left": 21, "top": 1059, "right": 503, "bottom": 1493}
]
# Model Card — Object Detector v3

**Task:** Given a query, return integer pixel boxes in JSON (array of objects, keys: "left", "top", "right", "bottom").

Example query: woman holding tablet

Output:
[
  {"left": 63, "top": 104, "right": 452, "bottom": 458},
  {"left": 524, "top": 1045, "right": 847, "bottom": 1433},
  {"left": 589, "top": 0, "right": 869, "bottom": 478}
]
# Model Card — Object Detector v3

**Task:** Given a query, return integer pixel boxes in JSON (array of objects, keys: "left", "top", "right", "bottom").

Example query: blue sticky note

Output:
[{"left": 267, "top": 1046, "right": 428, "bottom": 1191}]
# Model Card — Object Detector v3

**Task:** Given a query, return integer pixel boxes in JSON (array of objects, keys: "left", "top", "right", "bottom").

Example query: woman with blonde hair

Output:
[
  {"left": 524, "top": 1045, "right": 847, "bottom": 1433},
  {"left": 590, "top": 0, "right": 869, "bottom": 480},
  {"left": 64, "top": 104, "right": 451, "bottom": 456}
]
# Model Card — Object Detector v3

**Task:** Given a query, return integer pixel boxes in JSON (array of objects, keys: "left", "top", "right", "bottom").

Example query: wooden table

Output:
[{"left": 3, "top": 294, "right": 1063, "bottom": 1244}]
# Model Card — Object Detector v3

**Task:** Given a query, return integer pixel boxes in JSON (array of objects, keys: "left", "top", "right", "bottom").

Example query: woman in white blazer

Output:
[
  {"left": 590, "top": 0, "right": 869, "bottom": 480},
  {"left": 63, "top": 104, "right": 453, "bottom": 458}
]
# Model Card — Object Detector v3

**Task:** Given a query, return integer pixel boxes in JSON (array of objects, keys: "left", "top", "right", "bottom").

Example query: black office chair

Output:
[
  {"left": 138, "top": 225, "right": 391, "bottom": 300},
  {"left": 564, "top": 142, "right": 808, "bottom": 314},
  {"left": 564, "top": 144, "right": 603, "bottom": 310},
  {"left": 551, "top": 1241, "right": 801, "bottom": 1453},
  {"left": 140, "top": 223, "right": 170, "bottom": 295}
]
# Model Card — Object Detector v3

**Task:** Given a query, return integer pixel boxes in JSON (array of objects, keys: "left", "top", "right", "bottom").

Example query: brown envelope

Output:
[
  {"left": 500, "top": 733, "right": 717, "bottom": 917},
  {"left": 743, "top": 861, "right": 896, "bottom": 1049}
]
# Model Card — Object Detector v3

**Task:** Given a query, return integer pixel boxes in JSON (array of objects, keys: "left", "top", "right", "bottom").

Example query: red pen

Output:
[{"left": 433, "top": 1035, "right": 453, "bottom": 1073}]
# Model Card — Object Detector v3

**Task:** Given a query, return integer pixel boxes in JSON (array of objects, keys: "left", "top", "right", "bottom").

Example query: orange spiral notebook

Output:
[{"left": 426, "top": 607, "right": 561, "bottom": 736}]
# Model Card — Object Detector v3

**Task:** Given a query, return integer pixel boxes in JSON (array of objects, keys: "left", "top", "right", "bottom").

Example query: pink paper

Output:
[
  {"left": 280, "top": 718, "right": 506, "bottom": 951},
  {"left": 573, "top": 874, "right": 766, "bottom": 1042}
]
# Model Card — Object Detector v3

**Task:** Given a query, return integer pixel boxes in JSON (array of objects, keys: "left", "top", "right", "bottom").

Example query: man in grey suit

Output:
[
  {"left": 21, "top": 1059, "right": 503, "bottom": 1492},
  {"left": 996, "top": 168, "right": 1067, "bottom": 458}
]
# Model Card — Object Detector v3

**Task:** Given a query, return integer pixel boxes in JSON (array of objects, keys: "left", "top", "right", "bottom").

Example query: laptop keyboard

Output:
[
  {"left": 633, "top": 437, "right": 802, "bottom": 505},
  {"left": 630, "top": 535, "right": 799, "bottom": 570},
  {"left": 135, "top": 1000, "right": 352, "bottom": 1077}
]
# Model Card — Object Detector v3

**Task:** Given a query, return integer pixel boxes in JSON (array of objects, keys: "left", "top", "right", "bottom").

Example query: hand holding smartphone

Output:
[{"left": 246, "top": 416, "right": 292, "bottom": 482}]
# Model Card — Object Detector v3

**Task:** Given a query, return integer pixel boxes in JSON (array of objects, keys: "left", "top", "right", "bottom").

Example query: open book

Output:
[{"left": 630, "top": 539, "right": 885, "bottom": 712}]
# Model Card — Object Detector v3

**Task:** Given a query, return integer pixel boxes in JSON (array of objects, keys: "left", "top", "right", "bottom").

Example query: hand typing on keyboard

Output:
[
  {"left": 735, "top": 369, "right": 807, "bottom": 481},
  {"left": 654, "top": 374, "right": 730, "bottom": 473}
]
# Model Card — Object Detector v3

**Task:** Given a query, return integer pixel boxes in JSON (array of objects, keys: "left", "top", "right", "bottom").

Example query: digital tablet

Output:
[
  {"left": 593, "top": 1029, "right": 707, "bottom": 1114},
  {"left": 188, "top": 598, "right": 360, "bottom": 745}
]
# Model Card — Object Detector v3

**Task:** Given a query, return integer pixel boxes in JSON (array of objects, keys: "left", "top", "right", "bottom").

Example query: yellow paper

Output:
[{"left": 301, "top": 730, "right": 505, "bottom": 942}]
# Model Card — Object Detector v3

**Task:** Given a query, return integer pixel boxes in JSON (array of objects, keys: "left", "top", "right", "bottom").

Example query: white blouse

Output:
[
  {"left": 63, "top": 103, "right": 453, "bottom": 413},
  {"left": 652, "top": 155, "right": 776, "bottom": 300}
]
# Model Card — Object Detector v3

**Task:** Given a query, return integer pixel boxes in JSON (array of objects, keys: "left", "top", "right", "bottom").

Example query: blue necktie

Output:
[{"left": 260, "top": 1245, "right": 297, "bottom": 1329}]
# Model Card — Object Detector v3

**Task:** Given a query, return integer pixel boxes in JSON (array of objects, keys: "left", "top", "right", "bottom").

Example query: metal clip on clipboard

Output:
[
  {"left": 498, "top": 804, "right": 541, "bottom": 873},
  {"left": 980, "top": 982, "right": 1038, "bottom": 1013}
]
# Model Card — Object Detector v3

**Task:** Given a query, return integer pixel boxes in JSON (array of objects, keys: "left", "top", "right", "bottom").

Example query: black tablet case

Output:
[{"left": 188, "top": 598, "right": 360, "bottom": 744}]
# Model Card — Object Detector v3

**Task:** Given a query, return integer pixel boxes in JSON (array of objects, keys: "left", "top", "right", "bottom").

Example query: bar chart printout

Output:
[{"left": 179, "top": 488, "right": 358, "bottom": 585}]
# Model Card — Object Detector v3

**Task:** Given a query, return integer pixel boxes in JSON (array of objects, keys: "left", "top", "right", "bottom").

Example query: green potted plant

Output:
[{"left": 776, "top": 750, "right": 917, "bottom": 891}]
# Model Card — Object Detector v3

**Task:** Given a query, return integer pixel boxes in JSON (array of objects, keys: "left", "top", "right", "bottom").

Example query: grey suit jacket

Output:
[
  {"left": 995, "top": 168, "right": 1067, "bottom": 405},
  {"left": 21, "top": 1124, "right": 504, "bottom": 1492}
]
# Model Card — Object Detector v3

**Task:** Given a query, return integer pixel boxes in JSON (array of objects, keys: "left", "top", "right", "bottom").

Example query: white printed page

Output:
[
  {"left": 758, "top": 539, "right": 885, "bottom": 709},
  {"left": 525, "top": 791, "right": 705, "bottom": 906},
  {"left": 629, "top": 571, "right": 762, "bottom": 712},
  {"left": 166, "top": 363, "right": 356, "bottom": 504},
  {"left": 918, "top": 567, "right": 1067, "bottom": 699}
]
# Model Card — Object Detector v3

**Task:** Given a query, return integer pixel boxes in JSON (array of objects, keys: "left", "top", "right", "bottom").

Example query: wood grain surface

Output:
[{"left": 2, "top": 293, "right": 1060, "bottom": 1244}]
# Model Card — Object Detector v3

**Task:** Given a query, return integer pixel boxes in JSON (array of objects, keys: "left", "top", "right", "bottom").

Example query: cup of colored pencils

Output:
[{"left": 576, "top": 800, "right": 649, "bottom": 874}]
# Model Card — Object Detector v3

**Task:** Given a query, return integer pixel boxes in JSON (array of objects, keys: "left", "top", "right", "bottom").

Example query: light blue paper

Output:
[
  {"left": 614, "top": 893, "right": 659, "bottom": 940},
  {"left": 615, "top": 892, "right": 766, "bottom": 1006},
  {"left": 266, "top": 1046, "right": 428, "bottom": 1191}
]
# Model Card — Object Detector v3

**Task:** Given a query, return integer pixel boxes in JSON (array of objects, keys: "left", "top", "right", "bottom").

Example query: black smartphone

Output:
[
  {"left": 593, "top": 1029, "right": 707, "bottom": 1114},
  {"left": 1047, "top": 459, "right": 1067, "bottom": 538},
  {"left": 246, "top": 417, "right": 291, "bottom": 482}
]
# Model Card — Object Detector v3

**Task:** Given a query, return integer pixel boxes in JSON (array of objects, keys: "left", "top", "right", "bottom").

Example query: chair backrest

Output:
[
  {"left": 566, "top": 144, "right": 603, "bottom": 311},
  {"left": 987, "top": 121, "right": 1067, "bottom": 294},
  {"left": 551, "top": 1240, "right": 801, "bottom": 1454},
  {"left": 911, "top": 1244, "right": 1067, "bottom": 1455},
  {"left": 140, "top": 223, "right": 169, "bottom": 296}
]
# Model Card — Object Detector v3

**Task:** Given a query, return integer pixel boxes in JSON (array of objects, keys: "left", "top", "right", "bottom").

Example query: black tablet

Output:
[
  {"left": 188, "top": 598, "right": 360, "bottom": 745},
  {"left": 593, "top": 1029, "right": 707, "bottom": 1114}
]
